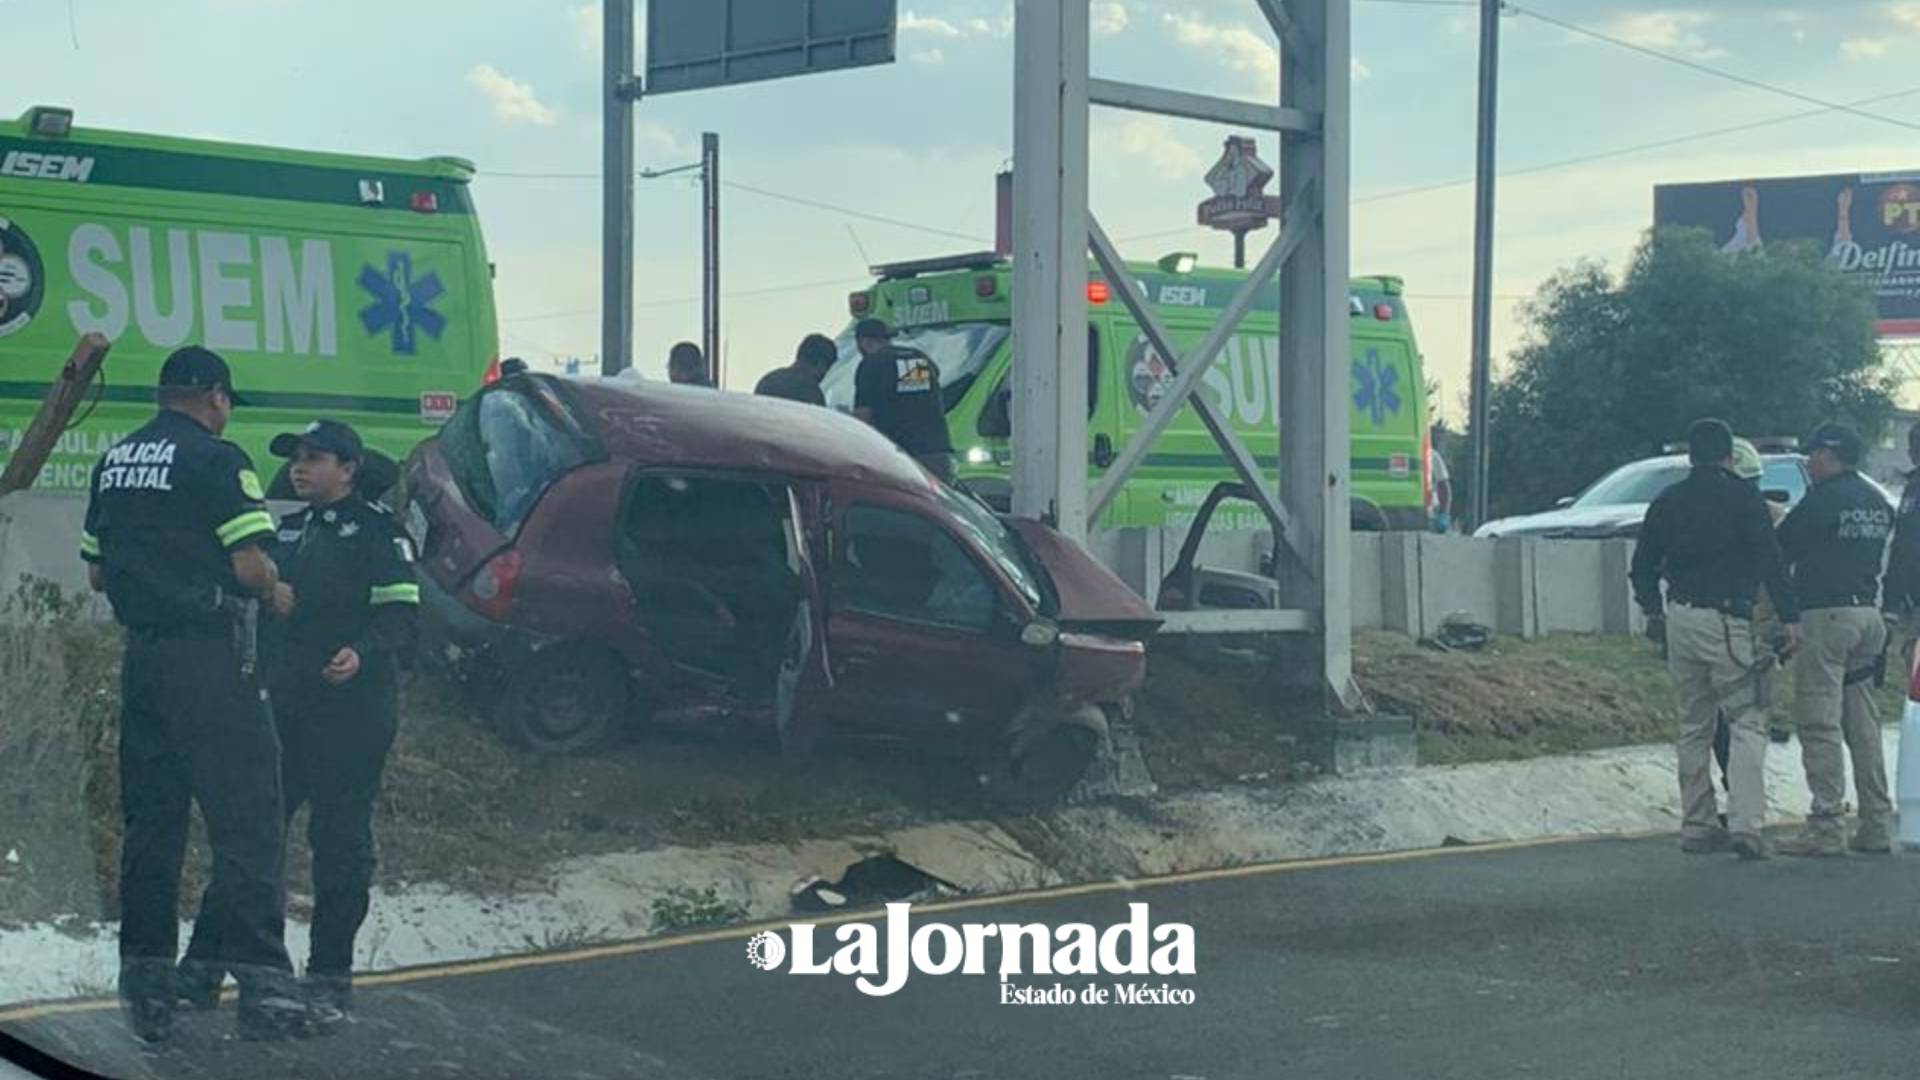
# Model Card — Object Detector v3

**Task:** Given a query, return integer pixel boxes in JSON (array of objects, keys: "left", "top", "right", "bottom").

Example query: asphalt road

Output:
[{"left": 4, "top": 833, "right": 1917, "bottom": 1080}]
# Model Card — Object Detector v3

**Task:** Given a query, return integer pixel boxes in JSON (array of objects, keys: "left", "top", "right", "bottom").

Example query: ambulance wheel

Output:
[{"left": 498, "top": 647, "right": 630, "bottom": 755}]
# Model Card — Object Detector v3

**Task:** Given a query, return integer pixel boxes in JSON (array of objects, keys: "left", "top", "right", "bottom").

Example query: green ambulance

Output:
[
  {"left": 822, "top": 252, "right": 1431, "bottom": 533},
  {"left": 0, "top": 105, "right": 499, "bottom": 497}
]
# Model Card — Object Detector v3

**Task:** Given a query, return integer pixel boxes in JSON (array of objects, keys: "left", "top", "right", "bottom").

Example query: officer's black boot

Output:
[
  {"left": 232, "top": 964, "right": 329, "bottom": 1041},
  {"left": 173, "top": 959, "right": 225, "bottom": 1011},
  {"left": 304, "top": 971, "right": 354, "bottom": 1018},
  {"left": 118, "top": 958, "right": 176, "bottom": 1044}
]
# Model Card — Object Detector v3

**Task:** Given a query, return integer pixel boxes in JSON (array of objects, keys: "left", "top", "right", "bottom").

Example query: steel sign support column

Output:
[
  {"left": 1279, "top": 0, "right": 1356, "bottom": 707},
  {"left": 1010, "top": 0, "right": 1090, "bottom": 537},
  {"left": 602, "top": 0, "right": 637, "bottom": 375},
  {"left": 1010, "top": 0, "right": 1349, "bottom": 692}
]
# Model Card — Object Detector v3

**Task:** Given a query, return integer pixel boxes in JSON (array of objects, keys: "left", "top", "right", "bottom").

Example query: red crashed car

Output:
[{"left": 401, "top": 372, "right": 1158, "bottom": 801}]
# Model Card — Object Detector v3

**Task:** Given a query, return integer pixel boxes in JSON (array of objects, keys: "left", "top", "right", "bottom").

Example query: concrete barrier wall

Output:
[
  {"left": 6, "top": 493, "right": 1640, "bottom": 640},
  {"left": 1092, "top": 524, "right": 1641, "bottom": 640}
]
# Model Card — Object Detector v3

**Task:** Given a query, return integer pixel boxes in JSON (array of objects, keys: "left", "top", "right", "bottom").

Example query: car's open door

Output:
[{"left": 774, "top": 482, "right": 833, "bottom": 755}]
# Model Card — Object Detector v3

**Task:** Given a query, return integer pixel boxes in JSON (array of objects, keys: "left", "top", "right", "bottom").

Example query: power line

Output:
[
  {"left": 479, "top": 167, "right": 988, "bottom": 245},
  {"left": 503, "top": 276, "right": 870, "bottom": 324},
  {"left": 1114, "top": 84, "right": 1920, "bottom": 244},
  {"left": 1506, "top": 3, "right": 1920, "bottom": 134},
  {"left": 721, "top": 181, "right": 990, "bottom": 244}
]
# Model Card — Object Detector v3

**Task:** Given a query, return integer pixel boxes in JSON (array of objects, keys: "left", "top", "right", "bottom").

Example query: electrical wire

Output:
[
  {"left": 1506, "top": 3, "right": 1920, "bottom": 134},
  {"left": 720, "top": 181, "right": 990, "bottom": 244},
  {"left": 502, "top": 276, "right": 871, "bottom": 324},
  {"left": 1115, "top": 84, "right": 1920, "bottom": 244}
]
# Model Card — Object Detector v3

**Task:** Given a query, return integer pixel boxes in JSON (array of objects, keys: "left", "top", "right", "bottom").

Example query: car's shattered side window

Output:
[{"left": 841, "top": 506, "right": 997, "bottom": 631}]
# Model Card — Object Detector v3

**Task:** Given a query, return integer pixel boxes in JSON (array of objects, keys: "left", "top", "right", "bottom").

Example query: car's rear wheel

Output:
[{"left": 497, "top": 646, "right": 632, "bottom": 754}]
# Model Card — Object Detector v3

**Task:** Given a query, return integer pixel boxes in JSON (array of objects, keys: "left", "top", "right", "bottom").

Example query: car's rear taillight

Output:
[
  {"left": 467, "top": 549, "right": 523, "bottom": 621},
  {"left": 1905, "top": 640, "right": 1920, "bottom": 703},
  {"left": 482, "top": 355, "right": 503, "bottom": 385},
  {"left": 849, "top": 292, "right": 872, "bottom": 316}
]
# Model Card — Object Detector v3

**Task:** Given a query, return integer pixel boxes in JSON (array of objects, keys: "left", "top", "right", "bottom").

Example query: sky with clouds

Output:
[{"left": 8, "top": 0, "right": 1920, "bottom": 416}]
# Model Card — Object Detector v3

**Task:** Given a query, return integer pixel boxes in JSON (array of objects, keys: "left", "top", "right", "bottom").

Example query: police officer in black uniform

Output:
[
  {"left": 265, "top": 420, "right": 419, "bottom": 1013},
  {"left": 80, "top": 345, "right": 311, "bottom": 1042},
  {"left": 1776, "top": 422, "right": 1896, "bottom": 856},
  {"left": 1880, "top": 423, "right": 1920, "bottom": 637},
  {"left": 1630, "top": 418, "right": 1799, "bottom": 860}
]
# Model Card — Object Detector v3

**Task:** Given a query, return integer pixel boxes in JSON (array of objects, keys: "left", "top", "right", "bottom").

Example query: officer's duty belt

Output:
[{"left": 1668, "top": 596, "right": 1754, "bottom": 620}]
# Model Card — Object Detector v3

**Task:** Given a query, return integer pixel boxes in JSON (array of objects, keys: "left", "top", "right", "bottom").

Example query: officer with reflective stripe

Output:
[
  {"left": 1630, "top": 418, "right": 1799, "bottom": 861},
  {"left": 80, "top": 345, "right": 311, "bottom": 1043},
  {"left": 1776, "top": 422, "right": 1896, "bottom": 856},
  {"left": 265, "top": 419, "right": 419, "bottom": 1014}
]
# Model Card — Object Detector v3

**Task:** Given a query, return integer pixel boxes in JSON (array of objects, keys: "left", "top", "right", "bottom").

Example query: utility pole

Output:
[
  {"left": 599, "top": 0, "right": 637, "bottom": 374},
  {"left": 1466, "top": 0, "right": 1501, "bottom": 529},
  {"left": 701, "top": 132, "right": 721, "bottom": 387},
  {"left": 602, "top": 0, "right": 637, "bottom": 375}
]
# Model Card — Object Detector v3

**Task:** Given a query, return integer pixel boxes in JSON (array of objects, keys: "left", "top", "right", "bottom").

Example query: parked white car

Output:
[{"left": 1475, "top": 452, "right": 1890, "bottom": 540}]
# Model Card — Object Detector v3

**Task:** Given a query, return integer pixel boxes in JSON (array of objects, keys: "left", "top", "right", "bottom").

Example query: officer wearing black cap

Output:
[
  {"left": 1630, "top": 418, "right": 1798, "bottom": 861},
  {"left": 265, "top": 419, "right": 419, "bottom": 1013},
  {"left": 1776, "top": 421, "right": 1895, "bottom": 856},
  {"left": 79, "top": 345, "right": 312, "bottom": 1042},
  {"left": 852, "top": 318, "right": 955, "bottom": 481}
]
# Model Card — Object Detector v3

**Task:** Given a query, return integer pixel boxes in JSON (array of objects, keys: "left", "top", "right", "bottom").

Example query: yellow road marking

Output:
[{"left": 0, "top": 828, "right": 1659, "bottom": 1025}]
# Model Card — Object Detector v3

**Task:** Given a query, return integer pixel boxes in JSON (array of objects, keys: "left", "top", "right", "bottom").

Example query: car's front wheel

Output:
[
  {"left": 496, "top": 646, "right": 632, "bottom": 754},
  {"left": 991, "top": 703, "right": 1108, "bottom": 806}
]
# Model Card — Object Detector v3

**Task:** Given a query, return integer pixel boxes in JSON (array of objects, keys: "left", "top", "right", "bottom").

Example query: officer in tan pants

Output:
[
  {"left": 1776, "top": 423, "right": 1895, "bottom": 856},
  {"left": 1631, "top": 420, "right": 1800, "bottom": 860}
]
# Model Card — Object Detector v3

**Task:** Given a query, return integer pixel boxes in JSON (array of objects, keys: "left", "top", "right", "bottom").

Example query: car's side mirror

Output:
[
  {"left": 1554, "top": 496, "right": 1575, "bottom": 509},
  {"left": 1763, "top": 489, "right": 1790, "bottom": 504},
  {"left": 1019, "top": 620, "right": 1059, "bottom": 648}
]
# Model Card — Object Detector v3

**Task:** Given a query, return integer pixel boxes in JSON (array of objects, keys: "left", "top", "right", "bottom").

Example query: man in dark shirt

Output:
[
  {"left": 81, "top": 346, "right": 316, "bottom": 1042},
  {"left": 754, "top": 333, "right": 837, "bottom": 406},
  {"left": 668, "top": 341, "right": 710, "bottom": 387},
  {"left": 852, "top": 318, "right": 955, "bottom": 481},
  {"left": 1630, "top": 418, "right": 1799, "bottom": 860},
  {"left": 1776, "top": 422, "right": 1895, "bottom": 856}
]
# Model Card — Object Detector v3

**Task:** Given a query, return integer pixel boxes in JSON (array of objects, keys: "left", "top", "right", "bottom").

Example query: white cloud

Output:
[
  {"left": 1352, "top": 57, "right": 1373, "bottom": 80},
  {"left": 1092, "top": 2, "right": 1130, "bottom": 36},
  {"left": 635, "top": 121, "right": 683, "bottom": 160},
  {"left": 1099, "top": 115, "right": 1207, "bottom": 181},
  {"left": 571, "top": 3, "right": 601, "bottom": 58},
  {"left": 1162, "top": 12, "right": 1279, "bottom": 92},
  {"left": 900, "top": 9, "right": 1010, "bottom": 41},
  {"left": 1891, "top": 2, "right": 1920, "bottom": 32},
  {"left": 1596, "top": 11, "right": 1726, "bottom": 60},
  {"left": 911, "top": 48, "right": 947, "bottom": 66},
  {"left": 900, "top": 11, "right": 965, "bottom": 38},
  {"left": 467, "top": 64, "right": 559, "bottom": 127},
  {"left": 1842, "top": 37, "right": 1891, "bottom": 58}
]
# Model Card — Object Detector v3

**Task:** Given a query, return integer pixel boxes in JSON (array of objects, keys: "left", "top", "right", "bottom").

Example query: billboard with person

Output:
[{"left": 1654, "top": 171, "right": 1920, "bottom": 336}]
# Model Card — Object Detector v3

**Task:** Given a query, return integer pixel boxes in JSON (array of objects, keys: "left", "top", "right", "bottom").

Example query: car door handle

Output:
[{"left": 835, "top": 645, "right": 882, "bottom": 675}]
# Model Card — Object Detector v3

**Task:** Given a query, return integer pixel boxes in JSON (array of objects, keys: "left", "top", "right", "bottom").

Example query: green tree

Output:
[{"left": 1487, "top": 227, "right": 1893, "bottom": 520}]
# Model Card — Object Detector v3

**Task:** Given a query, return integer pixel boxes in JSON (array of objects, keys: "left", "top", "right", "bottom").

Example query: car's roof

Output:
[
  {"left": 1616, "top": 451, "right": 1801, "bottom": 471},
  {"left": 557, "top": 375, "right": 933, "bottom": 494}
]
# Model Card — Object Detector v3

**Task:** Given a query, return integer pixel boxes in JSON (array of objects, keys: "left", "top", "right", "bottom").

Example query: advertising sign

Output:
[{"left": 1654, "top": 171, "right": 1920, "bottom": 336}]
